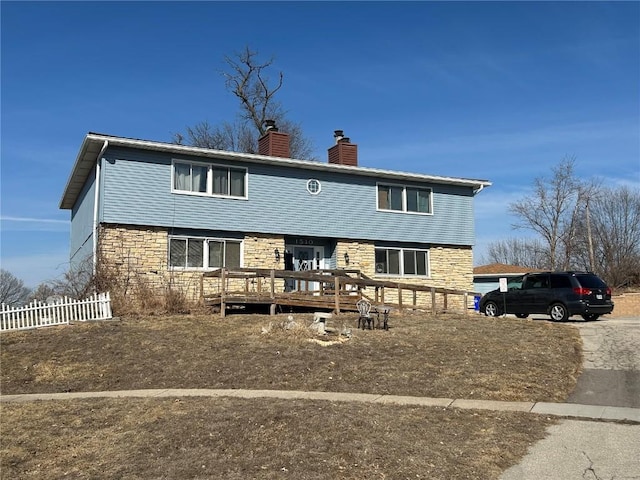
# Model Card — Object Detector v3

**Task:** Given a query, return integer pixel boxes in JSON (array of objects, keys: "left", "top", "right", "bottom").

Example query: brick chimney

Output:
[
  {"left": 258, "top": 120, "right": 290, "bottom": 158},
  {"left": 328, "top": 130, "right": 357, "bottom": 166}
]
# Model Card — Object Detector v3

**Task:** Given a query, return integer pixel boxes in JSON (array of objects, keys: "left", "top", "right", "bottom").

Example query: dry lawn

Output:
[
  {"left": 0, "top": 312, "right": 582, "bottom": 401},
  {"left": 1, "top": 312, "right": 582, "bottom": 479},
  {"left": 1, "top": 397, "right": 554, "bottom": 480}
]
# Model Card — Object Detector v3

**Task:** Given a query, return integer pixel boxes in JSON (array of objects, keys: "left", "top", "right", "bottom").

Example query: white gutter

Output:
[
  {"left": 61, "top": 132, "right": 492, "bottom": 209},
  {"left": 92, "top": 140, "right": 108, "bottom": 275},
  {"left": 84, "top": 133, "right": 492, "bottom": 190}
]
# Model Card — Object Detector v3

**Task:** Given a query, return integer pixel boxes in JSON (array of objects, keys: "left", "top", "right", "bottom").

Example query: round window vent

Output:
[{"left": 307, "top": 179, "right": 321, "bottom": 195}]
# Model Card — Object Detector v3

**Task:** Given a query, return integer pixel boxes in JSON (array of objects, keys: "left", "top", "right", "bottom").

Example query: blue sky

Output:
[{"left": 1, "top": 1, "right": 639, "bottom": 288}]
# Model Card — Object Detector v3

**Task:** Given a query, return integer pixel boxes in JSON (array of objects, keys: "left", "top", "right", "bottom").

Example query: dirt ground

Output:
[{"left": 611, "top": 292, "right": 640, "bottom": 317}]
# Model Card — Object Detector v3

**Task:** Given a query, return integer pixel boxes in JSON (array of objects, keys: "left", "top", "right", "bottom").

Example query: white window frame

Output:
[
  {"left": 374, "top": 247, "right": 431, "bottom": 277},
  {"left": 168, "top": 236, "right": 243, "bottom": 271},
  {"left": 171, "top": 159, "right": 248, "bottom": 200},
  {"left": 376, "top": 182, "right": 433, "bottom": 215},
  {"left": 306, "top": 179, "right": 322, "bottom": 195}
]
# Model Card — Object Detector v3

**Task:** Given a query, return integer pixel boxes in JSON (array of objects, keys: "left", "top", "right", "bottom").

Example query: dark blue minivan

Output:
[{"left": 479, "top": 271, "right": 614, "bottom": 321}]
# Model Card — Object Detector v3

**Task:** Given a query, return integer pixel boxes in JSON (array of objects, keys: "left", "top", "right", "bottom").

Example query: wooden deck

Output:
[{"left": 201, "top": 268, "right": 480, "bottom": 317}]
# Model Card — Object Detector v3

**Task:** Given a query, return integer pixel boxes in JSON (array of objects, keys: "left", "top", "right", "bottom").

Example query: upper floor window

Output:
[
  {"left": 169, "top": 236, "right": 242, "bottom": 270},
  {"left": 173, "top": 160, "right": 247, "bottom": 198},
  {"left": 377, "top": 184, "right": 432, "bottom": 214},
  {"left": 374, "top": 247, "right": 430, "bottom": 277}
]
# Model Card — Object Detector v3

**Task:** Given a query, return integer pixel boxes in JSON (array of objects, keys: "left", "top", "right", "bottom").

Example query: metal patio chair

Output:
[{"left": 356, "top": 299, "right": 373, "bottom": 330}]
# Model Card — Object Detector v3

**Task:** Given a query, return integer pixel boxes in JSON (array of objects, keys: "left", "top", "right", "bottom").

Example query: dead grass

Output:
[
  {"left": 0, "top": 312, "right": 582, "bottom": 402},
  {"left": 1, "top": 397, "right": 555, "bottom": 480},
  {"left": 0, "top": 312, "right": 582, "bottom": 479}
]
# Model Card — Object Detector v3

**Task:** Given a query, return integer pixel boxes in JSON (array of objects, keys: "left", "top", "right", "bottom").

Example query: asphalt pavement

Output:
[{"left": 501, "top": 316, "right": 640, "bottom": 480}]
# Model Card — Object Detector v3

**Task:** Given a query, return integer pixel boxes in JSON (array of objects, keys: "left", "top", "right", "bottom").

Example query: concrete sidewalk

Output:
[
  {"left": 1, "top": 388, "right": 639, "bottom": 423},
  {"left": 500, "top": 420, "right": 640, "bottom": 480}
]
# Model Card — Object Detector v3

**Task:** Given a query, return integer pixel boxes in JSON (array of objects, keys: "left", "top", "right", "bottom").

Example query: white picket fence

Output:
[{"left": 1, "top": 292, "right": 113, "bottom": 332}]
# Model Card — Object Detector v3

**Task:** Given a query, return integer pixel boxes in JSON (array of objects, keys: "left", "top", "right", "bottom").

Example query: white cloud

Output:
[
  {"left": 0, "top": 216, "right": 69, "bottom": 232},
  {"left": 365, "top": 120, "right": 638, "bottom": 162},
  {"left": 599, "top": 175, "right": 640, "bottom": 191},
  {"left": 1, "top": 216, "right": 68, "bottom": 224}
]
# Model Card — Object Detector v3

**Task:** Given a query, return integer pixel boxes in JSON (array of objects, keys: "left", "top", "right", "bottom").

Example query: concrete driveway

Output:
[
  {"left": 501, "top": 315, "right": 640, "bottom": 480},
  {"left": 568, "top": 316, "right": 640, "bottom": 408}
]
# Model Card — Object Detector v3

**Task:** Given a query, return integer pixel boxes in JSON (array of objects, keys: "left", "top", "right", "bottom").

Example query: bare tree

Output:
[
  {"left": 174, "top": 47, "right": 315, "bottom": 159},
  {"left": 484, "top": 237, "right": 548, "bottom": 268},
  {"left": 223, "top": 46, "right": 285, "bottom": 135},
  {"left": 583, "top": 185, "right": 640, "bottom": 287},
  {"left": 490, "top": 156, "right": 639, "bottom": 287},
  {"left": 28, "top": 282, "right": 58, "bottom": 303},
  {"left": 509, "top": 157, "right": 582, "bottom": 269},
  {"left": 174, "top": 120, "right": 257, "bottom": 153},
  {"left": 0, "top": 269, "right": 31, "bottom": 306}
]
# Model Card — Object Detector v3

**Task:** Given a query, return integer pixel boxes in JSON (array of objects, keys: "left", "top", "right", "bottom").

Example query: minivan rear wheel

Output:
[
  {"left": 549, "top": 303, "right": 569, "bottom": 322},
  {"left": 484, "top": 301, "right": 501, "bottom": 317}
]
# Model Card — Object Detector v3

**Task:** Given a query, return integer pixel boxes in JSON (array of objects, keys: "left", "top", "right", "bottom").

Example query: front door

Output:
[{"left": 293, "top": 246, "right": 323, "bottom": 293}]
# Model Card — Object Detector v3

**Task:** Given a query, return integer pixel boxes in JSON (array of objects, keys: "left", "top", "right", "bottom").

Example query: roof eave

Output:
[{"left": 60, "top": 133, "right": 492, "bottom": 209}]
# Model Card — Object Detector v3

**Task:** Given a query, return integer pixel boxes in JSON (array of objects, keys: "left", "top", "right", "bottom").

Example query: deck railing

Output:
[{"left": 201, "top": 268, "right": 480, "bottom": 316}]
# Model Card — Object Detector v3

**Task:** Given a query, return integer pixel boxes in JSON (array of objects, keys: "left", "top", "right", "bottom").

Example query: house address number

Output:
[{"left": 294, "top": 239, "right": 314, "bottom": 245}]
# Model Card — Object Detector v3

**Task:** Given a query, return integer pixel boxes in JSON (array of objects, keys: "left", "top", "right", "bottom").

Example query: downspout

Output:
[
  {"left": 473, "top": 184, "right": 485, "bottom": 195},
  {"left": 92, "top": 140, "right": 109, "bottom": 276}
]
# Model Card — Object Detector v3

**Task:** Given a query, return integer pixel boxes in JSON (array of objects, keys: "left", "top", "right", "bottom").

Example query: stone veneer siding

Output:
[
  {"left": 98, "top": 224, "right": 202, "bottom": 302},
  {"left": 99, "top": 224, "right": 474, "bottom": 311},
  {"left": 98, "top": 225, "right": 289, "bottom": 301},
  {"left": 336, "top": 239, "right": 474, "bottom": 312}
]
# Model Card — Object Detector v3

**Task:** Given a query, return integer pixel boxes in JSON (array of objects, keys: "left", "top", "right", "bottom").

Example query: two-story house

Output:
[{"left": 60, "top": 126, "right": 491, "bottom": 304}]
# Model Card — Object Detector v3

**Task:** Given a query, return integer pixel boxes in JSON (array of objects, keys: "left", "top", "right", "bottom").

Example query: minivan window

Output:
[
  {"left": 523, "top": 275, "right": 549, "bottom": 289},
  {"left": 550, "top": 274, "right": 572, "bottom": 289},
  {"left": 507, "top": 276, "right": 524, "bottom": 290},
  {"left": 575, "top": 274, "right": 607, "bottom": 288}
]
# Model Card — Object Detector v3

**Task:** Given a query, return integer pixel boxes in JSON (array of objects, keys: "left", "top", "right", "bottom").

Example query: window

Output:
[
  {"left": 550, "top": 274, "right": 572, "bottom": 289},
  {"left": 375, "top": 247, "right": 430, "bottom": 277},
  {"left": 174, "top": 163, "right": 207, "bottom": 193},
  {"left": 207, "top": 240, "right": 241, "bottom": 268},
  {"left": 378, "top": 185, "right": 403, "bottom": 211},
  {"left": 173, "top": 160, "right": 246, "bottom": 198},
  {"left": 507, "top": 276, "right": 524, "bottom": 290},
  {"left": 524, "top": 274, "right": 549, "bottom": 289},
  {"left": 377, "top": 184, "right": 432, "bottom": 214},
  {"left": 403, "top": 250, "right": 428, "bottom": 276},
  {"left": 306, "top": 179, "right": 321, "bottom": 195},
  {"left": 169, "top": 236, "right": 242, "bottom": 269}
]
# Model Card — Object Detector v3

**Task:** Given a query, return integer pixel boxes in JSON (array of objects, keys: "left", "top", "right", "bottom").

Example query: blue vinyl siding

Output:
[
  {"left": 100, "top": 147, "right": 476, "bottom": 246},
  {"left": 70, "top": 165, "right": 96, "bottom": 266}
]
